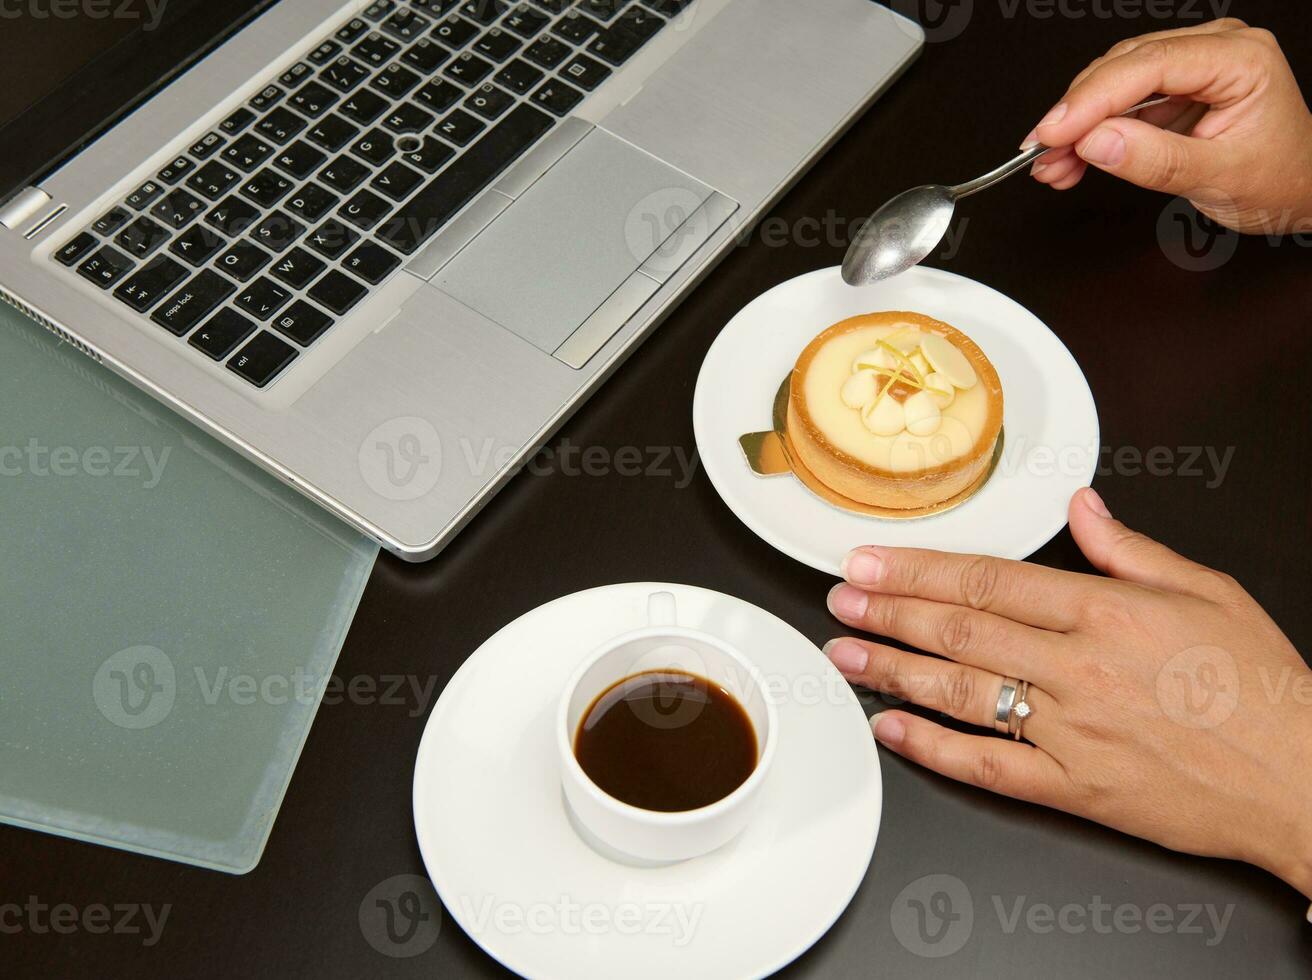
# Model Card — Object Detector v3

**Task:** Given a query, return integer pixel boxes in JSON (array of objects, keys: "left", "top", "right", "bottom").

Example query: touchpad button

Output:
[{"left": 433, "top": 129, "right": 714, "bottom": 354}]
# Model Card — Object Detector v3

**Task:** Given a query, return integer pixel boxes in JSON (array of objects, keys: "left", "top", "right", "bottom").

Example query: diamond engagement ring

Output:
[{"left": 1009, "top": 680, "right": 1032, "bottom": 741}]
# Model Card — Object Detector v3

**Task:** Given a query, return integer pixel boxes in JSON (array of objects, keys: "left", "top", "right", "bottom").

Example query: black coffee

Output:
[{"left": 574, "top": 670, "right": 758, "bottom": 812}]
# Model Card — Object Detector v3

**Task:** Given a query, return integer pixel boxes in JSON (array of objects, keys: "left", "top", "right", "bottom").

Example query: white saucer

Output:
[
  {"left": 693, "top": 266, "right": 1099, "bottom": 574},
  {"left": 413, "top": 583, "right": 881, "bottom": 980}
]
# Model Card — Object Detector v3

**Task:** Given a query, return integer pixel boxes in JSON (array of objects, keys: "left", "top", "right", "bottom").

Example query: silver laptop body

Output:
[{"left": 0, "top": 0, "right": 922, "bottom": 561}]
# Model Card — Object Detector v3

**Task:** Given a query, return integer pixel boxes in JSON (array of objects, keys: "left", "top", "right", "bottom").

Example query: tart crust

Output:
[{"left": 786, "top": 312, "right": 1003, "bottom": 510}]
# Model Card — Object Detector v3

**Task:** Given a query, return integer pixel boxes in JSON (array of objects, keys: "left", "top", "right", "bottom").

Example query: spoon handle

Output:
[{"left": 950, "top": 95, "right": 1171, "bottom": 200}]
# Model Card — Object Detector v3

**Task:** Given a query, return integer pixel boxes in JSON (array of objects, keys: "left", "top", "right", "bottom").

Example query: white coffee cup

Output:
[{"left": 557, "top": 591, "right": 778, "bottom": 864}]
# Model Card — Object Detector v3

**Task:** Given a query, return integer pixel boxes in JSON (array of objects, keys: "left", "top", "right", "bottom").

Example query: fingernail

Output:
[
  {"left": 1031, "top": 161, "right": 1049, "bottom": 176},
  {"left": 1037, "top": 102, "right": 1068, "bottom": 129},
  {"left": 1019, "top": 129, "right": 1040, "bottom": 151},
  {"left": 841, "top": 548, "right": 884, "bottom": 588},
  {"left": 1084, "top": 487, "right": 1112, "bottom": 519},
  {"left": 871, "top": 712, "right": 906, "bottom": 747},
  {"left": 823, "top": 638, "right": 869, "bottom": 675},
  {"left": 1077, "top": 127, "right": 1126, "bottom": 166},
  {"left": 827, "top": 583, "right": 869, "bottom": 621}
]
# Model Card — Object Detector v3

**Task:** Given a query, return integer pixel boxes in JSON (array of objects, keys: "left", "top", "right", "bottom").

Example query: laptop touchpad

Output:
[{"left": 433, "top": 129, "right": 716, "bottom": 357}]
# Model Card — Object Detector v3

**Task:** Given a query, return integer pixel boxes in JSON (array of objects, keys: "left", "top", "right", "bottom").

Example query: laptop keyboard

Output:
[{"left": 52, "top": 0, "right": 691, "bottom": 389}]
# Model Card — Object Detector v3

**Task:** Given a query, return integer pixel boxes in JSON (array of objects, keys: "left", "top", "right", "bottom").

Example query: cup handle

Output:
[{"left": 647, "top": 591, "right": 677, "bottom": 628}]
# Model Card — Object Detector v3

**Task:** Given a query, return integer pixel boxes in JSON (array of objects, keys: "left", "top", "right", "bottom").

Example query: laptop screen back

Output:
[{"left": 0, "top": 0, "right": 279, "bottom": 201}]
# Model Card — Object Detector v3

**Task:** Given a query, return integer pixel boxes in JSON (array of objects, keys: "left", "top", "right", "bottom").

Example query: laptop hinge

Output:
[{"left": 0, "top": 187, "right": 54, "bottom": 233}]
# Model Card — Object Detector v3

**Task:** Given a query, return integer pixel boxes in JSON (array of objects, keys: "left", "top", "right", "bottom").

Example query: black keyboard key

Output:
[
  {"left": 257, "top": 107, "right": 308, "bottom": 144},
  {"left": 371, "top": 62, "right": 423, "bottom": 99},
  {"left": 150, "top": 188, "right": 206, "bottom": 229},
  {"left": 273, "top": 300, "right": 335, "bottom": 346},
  {"left": 55, "top": 232, "right": 99, "bottom": 267},
  {"left": 415, "top": 79, "right": 463, "bottom": 113},
  {"left": 561, "top": 52, "right": 610, "bottom": 90},
  {"left": 320, "top": 155, "right": 372, "bottom": 193},
  {"left": 249, "top": 85, "right": 285, "bottom": 111},
  {"left": 531, "top": 78, "right": 584, "bottom": 115},
  {"left": 401, "top": 136, "right": 455, "bottom": 173},
  {"left": 383, "top": 102, "right": 435, "bottom": 134},
  {"left": 157, "top": 156, "right": 195, "bottom": 185},
  {"left": 279, "top": 62, "right": 315, "bottom": 88},
  {"left": 641, "top": 0, "right": 692, "bottom": 13},
  {"left": 206, "top": 195, "right": 262, "bottom": 236},
  {"left": 190, "top": 308, "right": 257, "bottom": 359},
  {"left": 228, "top": 332, "right": 298, "bottom": 387},
  {"left": 343, "top": 240, "right": 401, "bottom": 284},
  {"left": 475, "top": 28, "right": 521, "bottom": 62},
  {"left": 308, "top": 269, "right": 369, "bottom": 314},
  {"left": 383, "top": 8, "right": 431, "bottom": 41},
  {"left": 152, "top": 270, "right": 237, "bottom": 335},
  {"left": 307, "top": 220, "right": 360, "bottom": 259},
  {"left": 495, "top": 58, "right": 544, "bottom": 94},
  {"left": 270, "top": 247, "right": 327, "bottom": 289},
  {"left": 524, "top": 35, "right": 570, "bottom": 70},
  {"left": 403, "top": 38, "right": 450, "bottom": 73},
  {"left": 578, "top": 0, "right": 632, "bottom": 20},
  {"left": 414, "top": 0, "right": 462, "bottom": 13},
  {"left": 378, "top": 103, "right": 552, "bottom": 253},
  {"left": 324, "top": 56, "right": 371, "bottom": 93},
  {"left": 274, "top": 140, "right": 328, "bottom": 179},
  {"left": 251, "top": 211, "right": 307, "bottom": 252},
  {"left": 589, "top": 5, "right": 664, "bottom": 64},
  {"left": 351, "top": 128, "right": 396, "bottom": 166},
  {"left": 365, "top": 0, "right": 397, "bottom": 20},
  {"left": 336, "top": 17, "right": 370, "bottom": 43},
  {"left": 291, "top": 81, "right": 339, "bottom": 118},
  {"left": 309, "top": 40, "right": 342, "bottom": 65},
  {"left": 236, "top": 278, "right": 294, "bottom": 320},
  {"left": 78, "top": 246, "right": 134, "bottom": 288},
  {"left": 465, "top": 83, "right": 514, "bottom": 120},
  {"left": 115, "top": 217, "right": 170, "bottom": 259},
  {"left": 531, "top": 0, "right": 575, "bottom": 11},
  {"left": 339, "top": 89, "right": 390, "bottom": 125},
  {"left": 188, "top": 161, "right": 242, "bottom": 200},
  {"left": 552, "top": 10, "right": 602, "bottom": 43},
  {"left": 223, "top": 133, "right": 276, "bottom": 172},
  {"left": 353, "top": 32, "right": 401, "bottom": 67},
  {"left": 432, "top": 14, "right": 479, "bottom": 48},
  {"left": 241, "top": 169, "right": 294, "bottom": 208},
  {"left": 170, "top": 225, "right": 226, "bottom": 266},
  {"left": 371, "top": 161, "right": 425, "bottom": 200},
  {"left": 189, "top": 132, "right": 227, "bottom": 160},
  {"left": 216, "top": 240, "right": 273, "bottom": 281},
  {"left": 286, "top": 183, "right": 340, "bottom": 222},
  {"left": 221, "top": 107, "right": 257, "bottom": 135},
  {"left": 113, "top": 255, "right": 188, "bottom": 312},
  {"left": 125, "top": 180, "right": 165, "bottom": 211},
  {"left": 504, "top": 4, "right": 550, "bottom": 38},
  {"left": 92, "top": 207, "right": 132, "bottom": 236},
  {"left": 307, "top": 114, "right": 361, "bottom": 152},
  {"left": 444, "top": 51, "right": 494, "bottom": 85},
  {"left": 437, "top": 108, "right": 485, "bottom": 145},
  {"left": 459, "top": 0, "right": 510, "bottom": 25},
  {"left": 339, "top": 189, "right": 392, "bottom": 229}
]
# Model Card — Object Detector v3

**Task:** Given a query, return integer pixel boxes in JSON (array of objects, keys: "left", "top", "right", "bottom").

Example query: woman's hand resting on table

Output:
[
  {"left": 823, "top": 487, "right": 1312, "bottom": 904},
  {"left": 1022, "top": 19, "right": 1312, "bottom": 234}
]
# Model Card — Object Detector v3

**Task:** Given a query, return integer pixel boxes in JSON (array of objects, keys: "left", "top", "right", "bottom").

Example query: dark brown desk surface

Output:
[{"left": 7, "top": 1, "right": 1312, "bottom": 976}]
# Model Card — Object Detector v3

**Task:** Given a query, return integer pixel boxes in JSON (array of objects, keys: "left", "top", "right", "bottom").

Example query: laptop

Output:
[{"left": 0, "top": 0, "right": 922, "bottom": 561}]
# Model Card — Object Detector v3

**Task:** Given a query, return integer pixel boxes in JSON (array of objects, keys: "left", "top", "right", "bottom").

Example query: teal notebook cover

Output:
[{"left": 0, "top": 304, "right": 378, "bottom": 873}]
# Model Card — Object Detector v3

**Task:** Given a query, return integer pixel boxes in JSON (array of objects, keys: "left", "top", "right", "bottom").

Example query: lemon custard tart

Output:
[{"left": 785, "top": 312, "right": 1003, "bottom": 510}]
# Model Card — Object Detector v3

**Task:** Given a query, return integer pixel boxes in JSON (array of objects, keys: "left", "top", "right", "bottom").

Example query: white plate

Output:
[
  {"left": 413, "top": 583, "right": 881, "bottom": 980},
  {"left": 693, "top": 266, "right": 1099, "bottom": 574}
]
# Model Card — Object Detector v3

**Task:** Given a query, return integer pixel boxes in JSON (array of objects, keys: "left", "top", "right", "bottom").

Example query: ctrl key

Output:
[{"left": 228, "top": 331, "right": 298, "bottom": 387}]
